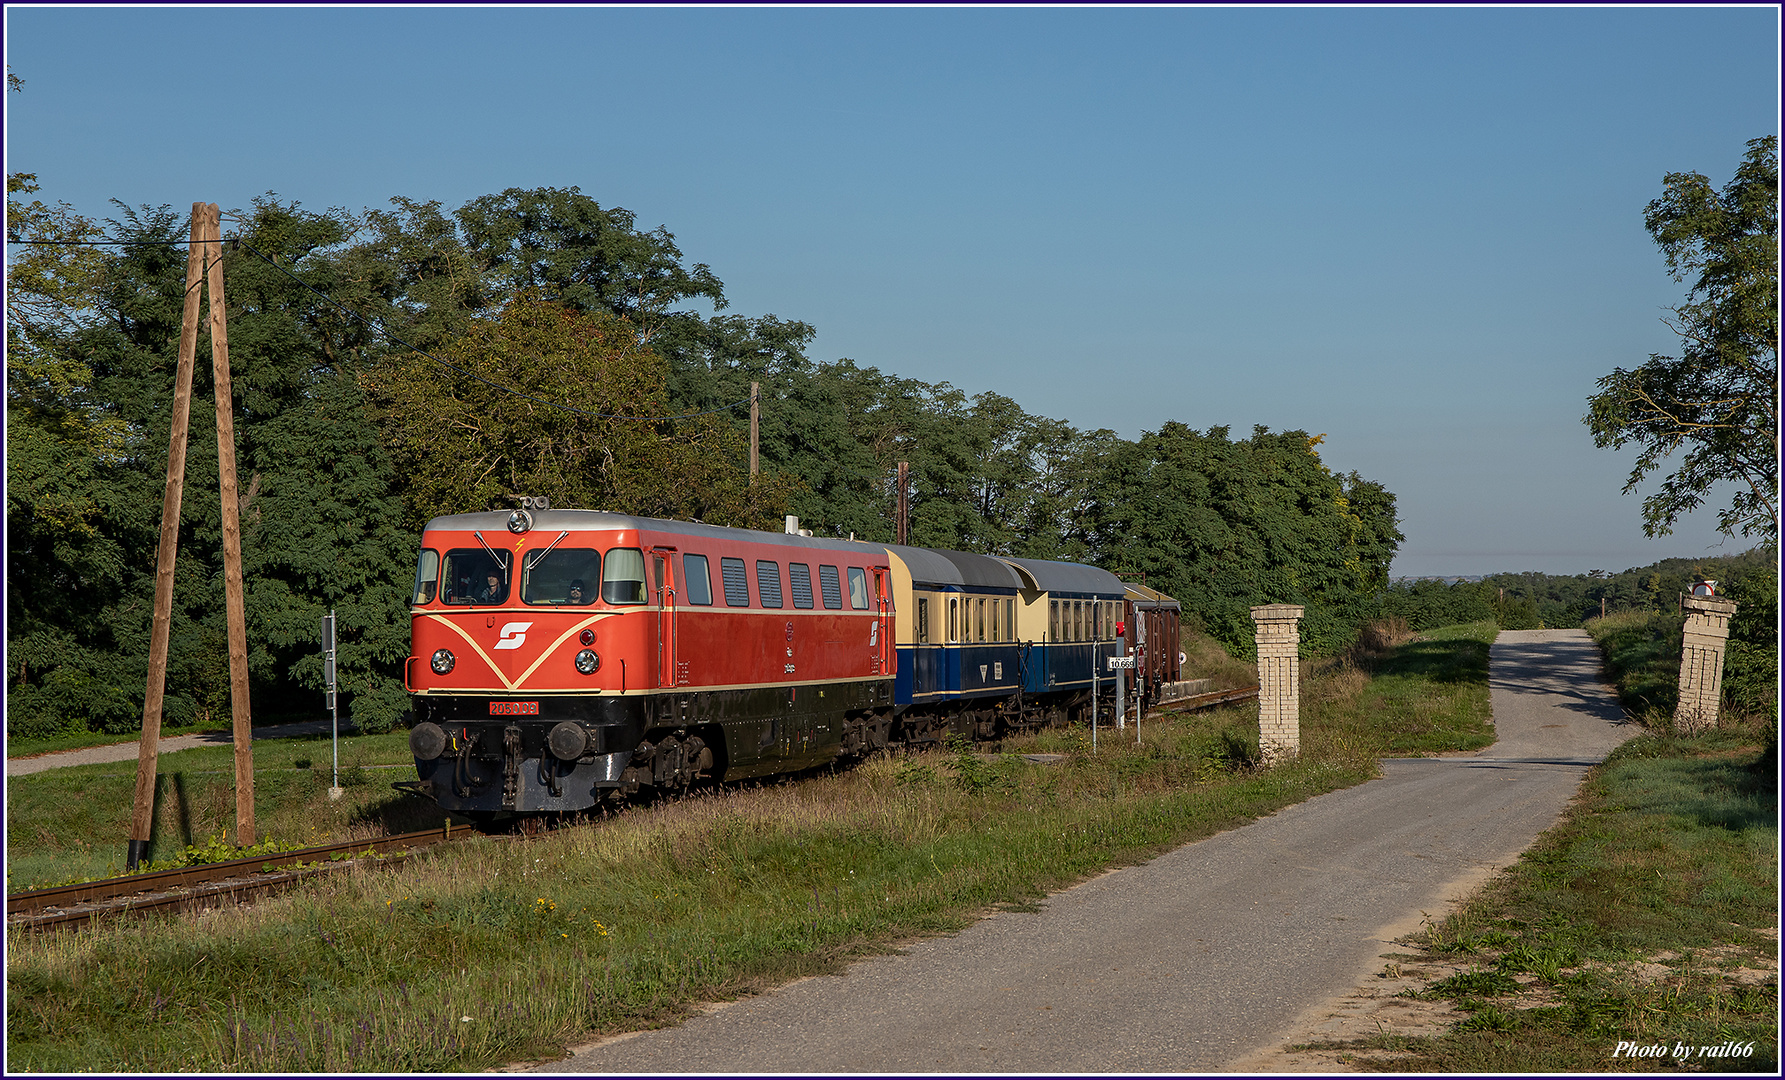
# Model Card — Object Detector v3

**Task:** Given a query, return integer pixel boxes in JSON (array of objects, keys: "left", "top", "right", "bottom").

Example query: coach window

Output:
[
  {"left": 522, "top": 548, "right": 600, "bottom": 606},
  {"left": 411, "top": 549, "right": 439, "bottom": 605},
  {"left": 990, "top": 598, "right": 1000, "bottom": 642},
  {"left": 720, "top": 557, "right": 750, "bottom": 607},
  {"left": 847, "top": 567, "right": 870, "bottom": 609},
  {"left": 789, "top": 563, "right": 815, "bottom": 609},
  {"left": 683, "top": 554, "right": 714, "bottom": 606},
  {"left": 819, "top": 565, "right": 843, "bottom": 609},
  {"left": 756, "top": 561, "right": 784, "bottom": 608},
  {"left": 917, "top": 597, "right": 930, "bottom": 643},
  {"left": 601, "top": 548, "right": 647, "bottom": 604},
  {"left": 443, "top": 549, "right": 508, "bottom": 605},
  {"left": 976, "top": 599, "right": 986, "bottom": 642},
  {"left": 948, "top": 598, "right": 959, "bottom": 643}
]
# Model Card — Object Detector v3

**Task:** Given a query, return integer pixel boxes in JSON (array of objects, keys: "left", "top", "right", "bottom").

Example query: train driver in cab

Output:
[
  {"left": 476, "top": 571, "right": 503, "bottom": 604},
  {"left": 567, "top": 579, "right": 589, "bottom": 605}
]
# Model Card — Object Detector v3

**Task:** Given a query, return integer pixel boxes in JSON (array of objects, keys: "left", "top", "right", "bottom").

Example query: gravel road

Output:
[
  {"left": 6, "top": 720, "right": 338, "bottom": 777},
  {"left": 543, "top": 628, "right": 1638, "bottom": 1073}
]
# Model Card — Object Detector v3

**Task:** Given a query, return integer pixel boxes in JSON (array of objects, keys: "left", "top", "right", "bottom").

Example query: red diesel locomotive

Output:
[{"left": 402, "top": 507, "right": 897, "bottom": 815}]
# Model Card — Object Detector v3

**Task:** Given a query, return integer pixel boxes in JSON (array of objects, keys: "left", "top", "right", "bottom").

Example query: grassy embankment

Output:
[
  {"left": 4, "top": 622, "right": 1494, "bottom": 1072},
  {"left": 1295, "top": 616, "right": 1778, "bottom": 1073}
]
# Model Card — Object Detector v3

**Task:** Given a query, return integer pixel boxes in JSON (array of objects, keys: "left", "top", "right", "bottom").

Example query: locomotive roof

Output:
[
  {"left": 997, "top": 557, "right": 1126, "bottom": 597},
  {"left": 882, "top": 544, "right": 1026, "bottom": 590},
  {"left": 420, "top": 510, "right": 885, "bottom": 557}
]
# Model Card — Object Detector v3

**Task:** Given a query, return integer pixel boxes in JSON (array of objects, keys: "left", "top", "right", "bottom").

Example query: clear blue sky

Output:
[{"left": 5, "top": 5, "right": 1778, "bottom": 577}]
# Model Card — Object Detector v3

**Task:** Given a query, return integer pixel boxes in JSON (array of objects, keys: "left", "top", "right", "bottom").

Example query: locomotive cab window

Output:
[
  {"left": 683, "top": 554, "right": 714, "bottom": 605},
  {"left": 521, "top": 548, "right": 600, "bottom": 606},
  {"left": 443, "top": 549, "right": 509, "bottom": 605},
  {"left": 602, "top": 548, "right": 647, "bottom": 605},
  {"left": 411, "top": 549, "right": 439, "bottom": 605},
  {"left": 847, "top": 567, "right": 870, "bottom": 610}
]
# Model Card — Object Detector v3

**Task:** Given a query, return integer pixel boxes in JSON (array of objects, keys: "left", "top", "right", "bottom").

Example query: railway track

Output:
[
  {"left": 6, "top": 821, "right": 481, "bottom": 932},
  {"left": 1165, "top": 683, "right": 1261, "bottom": 712}
]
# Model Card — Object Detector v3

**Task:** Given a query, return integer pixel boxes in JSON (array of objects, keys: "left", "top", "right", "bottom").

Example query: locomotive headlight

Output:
[
  {"left": 430, "top": 648, "right": 456, "bottom": 675},
  {"left": 574, "top": 649, "right": 601, "bottom": 675},
  {"left": 507, "top": 509, "right": 532, "bottom": 534}
]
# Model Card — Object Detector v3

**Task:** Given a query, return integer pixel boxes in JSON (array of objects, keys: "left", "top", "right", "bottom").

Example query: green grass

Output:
[
  {"left": 1301, "top": 731, "right": 1778, "bottom": 1073},
  {"left": 1585, "top": 609, "right": 1686, "bottom": 723},
  {"left": 1299, "top": 620, "right": 1497, "bottom": 762},
  {"left": 4, "top": 627, "right": 1497, "bottom": 1072},
  {"left": 5, "top": 732, "right": 435, "bottom": 890}
]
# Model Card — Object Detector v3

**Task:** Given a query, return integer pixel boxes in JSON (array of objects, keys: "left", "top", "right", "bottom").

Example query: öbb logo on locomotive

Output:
[
  {"left": 399, "top": 505, "right": 1138, "bottom": 817},
  {"left": 493, "top": 622, "right": 533, "bottom": 650}
]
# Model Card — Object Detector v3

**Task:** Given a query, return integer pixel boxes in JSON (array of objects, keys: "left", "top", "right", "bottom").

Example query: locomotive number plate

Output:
[{"left": 489, "top": 702, "right": 540, "bottom": 716}]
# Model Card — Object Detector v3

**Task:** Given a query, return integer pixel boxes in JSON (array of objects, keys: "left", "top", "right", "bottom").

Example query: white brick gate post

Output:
[
  {"left": 1251, "top": 604, "right": 1305, "bottom": 763},
  {"left": 1675, "top": 594, "right": 1737, "bottom": 734}
]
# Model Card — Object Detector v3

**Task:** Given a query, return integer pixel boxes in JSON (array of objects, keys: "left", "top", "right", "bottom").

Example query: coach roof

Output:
[{"left": 997, "top": 557, "right": 1125, "bottom": 597}]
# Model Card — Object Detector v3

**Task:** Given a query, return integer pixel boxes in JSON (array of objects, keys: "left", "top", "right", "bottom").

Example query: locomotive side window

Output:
[
  {"left": 847, "top": 567, "right": 869, "bottom": 610},
  {"left": 683, "top": 554, "right": 714, "bottom": 605},
  {"left": 443, "top": 549, "right": 509, "bottom": 605},
  {"left": 756, "top": 561, "right": 784, "bottom": 608},
  {"left": 720, "top": 557, "right": 750, "bottom": 607},
  {"left": 602, "top": 548, "right": 648, "bottom": 605},
  {"left": 788, "top": 563, "right": 815, "bottom": 609},
  {"left": 818, "top": 565, "right": 843, "bottom": 609},
  {"left": 411, "top": 549, "right": 439, "bottom": 604},
  {"left": 521, "top": 548, "right": 600, "bottom": 606}
]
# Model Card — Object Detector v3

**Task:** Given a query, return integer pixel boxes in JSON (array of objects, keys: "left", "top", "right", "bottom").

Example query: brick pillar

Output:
[
  {"left": 1675, "top": 594, "right": 1737, "bottom": 734},
  {"left": 1251, "top": 604, "right": 1305, "bottom": 762}
]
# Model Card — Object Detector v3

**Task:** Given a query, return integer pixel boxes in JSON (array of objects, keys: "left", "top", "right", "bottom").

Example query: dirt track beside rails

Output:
[{"left": 536, "top": 629, "right": 1639, "bottom": 1073}]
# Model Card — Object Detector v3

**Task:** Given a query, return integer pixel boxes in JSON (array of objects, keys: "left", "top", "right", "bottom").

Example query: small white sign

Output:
[{"left": 1107, "top": 656, "right": 1135, "bottom": 670}]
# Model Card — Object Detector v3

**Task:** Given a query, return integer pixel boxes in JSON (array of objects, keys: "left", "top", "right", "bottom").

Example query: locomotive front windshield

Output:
[
  {"left": 522, "top": 548, "right": 601, "bottom": 605},
  {"left": 442, "top": 549, "right": 510, "bottom": 605}
]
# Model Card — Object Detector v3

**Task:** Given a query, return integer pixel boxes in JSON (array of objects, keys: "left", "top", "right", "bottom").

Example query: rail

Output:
[{"left": 7, "top": 821, "right": 481, "bottom": 932}]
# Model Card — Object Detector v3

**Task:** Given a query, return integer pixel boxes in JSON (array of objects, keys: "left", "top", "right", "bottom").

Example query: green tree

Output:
[
  {"left": 1587, "top": 136, "right": 1779, "bottom": 542},
  {"left": 363, "top": 297, "right": 792, "bottom": 531},
  {"left": 1079, "top": 424, "right": 1402, "bottom": 655}
]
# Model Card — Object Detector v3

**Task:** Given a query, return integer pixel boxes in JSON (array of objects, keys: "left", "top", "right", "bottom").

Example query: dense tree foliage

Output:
[
  {"left": 1586, "top": 136, "right": 1779, "bottom": 542},
  {"left": 1078, "top": 424, "right": 1403, "bottom": 654},
  {"left": 8, "top": 180, "right": 1414, "bottom": 740}
]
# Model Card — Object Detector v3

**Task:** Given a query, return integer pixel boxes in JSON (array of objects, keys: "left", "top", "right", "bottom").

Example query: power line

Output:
[{"left": 6, "top": 234, "right": 752, "bottom": 425}]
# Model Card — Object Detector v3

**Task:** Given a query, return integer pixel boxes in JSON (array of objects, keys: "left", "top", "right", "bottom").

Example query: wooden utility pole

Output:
[
  {"left": 129, "top": 205, "right": 207, "bottom": 871},
  {"left": 204, "top": 203, "right": 255, "bottom": 845},
  {"left": 896, "top": 460, "right": 909, "bottom": 545},
  {"left": 749, "top": 381, "right": 760, "bottom": 480},
  {"left": 127, "top": 203, "right": 255, "bottom": 868}
]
